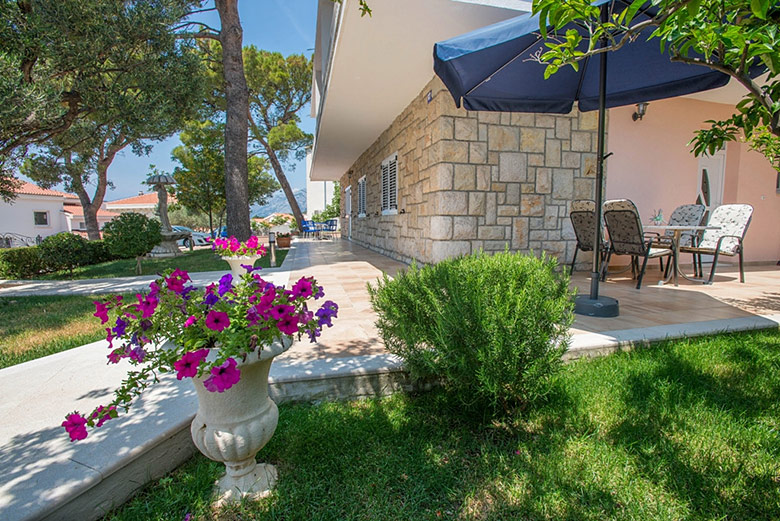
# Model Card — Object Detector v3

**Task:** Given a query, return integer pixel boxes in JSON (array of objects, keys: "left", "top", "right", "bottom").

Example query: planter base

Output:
[{"left": 214, "top": 461, "right": 278, "bottom": 505}]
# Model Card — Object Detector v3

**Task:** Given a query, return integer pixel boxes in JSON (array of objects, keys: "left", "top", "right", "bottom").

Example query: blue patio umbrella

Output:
[{"left": 433, "top": 0, "right": 735, "bottom": 317}]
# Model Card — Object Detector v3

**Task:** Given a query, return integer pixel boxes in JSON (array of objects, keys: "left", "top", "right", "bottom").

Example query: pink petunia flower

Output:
[
  {"left": 62, "top": 413, "right": 88, "bottom": 442},
  {"left": 135, "top": 294, "right": 158, "bottom": 318},
  {"left": 246, "top": 236, "right": 258, "bottom": 249},
  {"left": 270, "top": 304, "right": 295, "bottom": 320},
  {"left": 184, "top": 315, "right": 198, "bottom": 328},
  {"left": 205, "top": 310, "right": 230, "bottom": 332},
  {"left": 173, "top": 349, "right": 209, "bottom": 380},
  {"left": 203, "top": 358, "right": 241, "bottom": 392},
  {"left": 277, "top": 313, "right": 300, "bottom": 335},
  {"left": 93, "top": 301, "right": 109, "bottom": 324},
  {"left": 291, "top": 277, "right": 314, "bottom": 299},
  {"left": 90, "top": 405, "right": 117, "bottom": 428}
]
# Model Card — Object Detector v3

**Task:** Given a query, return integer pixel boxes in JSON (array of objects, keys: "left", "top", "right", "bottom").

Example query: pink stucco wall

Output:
[{"left": 606, "top": 97, "right": 780, "bottom": 263}]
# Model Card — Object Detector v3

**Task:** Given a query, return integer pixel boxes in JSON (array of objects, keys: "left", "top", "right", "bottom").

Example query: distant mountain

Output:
[{"left": 252, "top": 188, "right": 306, "bottom": 218}]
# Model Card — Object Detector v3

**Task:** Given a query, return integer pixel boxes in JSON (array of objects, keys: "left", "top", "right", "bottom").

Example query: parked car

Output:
[
  {"left": 209, "top": 226, "right": 228, "bottom": 239},
  {"left": 172, "top": 226, "right": 210, "bottom": 248}
]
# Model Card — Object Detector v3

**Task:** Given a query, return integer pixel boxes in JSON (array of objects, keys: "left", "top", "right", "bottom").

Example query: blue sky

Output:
[{"left": 24, "top": 0, "right": 318, "bottom": 201}]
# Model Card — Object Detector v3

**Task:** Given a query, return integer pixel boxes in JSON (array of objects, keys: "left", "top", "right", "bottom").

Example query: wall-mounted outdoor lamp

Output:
[{"left": 632, "top": 102, "right": 649, "bottom": 121}]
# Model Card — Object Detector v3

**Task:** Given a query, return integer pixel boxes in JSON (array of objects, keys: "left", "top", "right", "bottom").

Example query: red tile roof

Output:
[
  {"left": 63, "top": 203, "right": 119, "bottom": 219},
  {"left": 13, "top": 181, "right": 69, "bottom": 198},
  {"left": 106, "top": 193, "right": 176, "bottom": 206}
]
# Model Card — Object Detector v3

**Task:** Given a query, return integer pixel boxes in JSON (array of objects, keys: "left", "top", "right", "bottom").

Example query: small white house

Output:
[{"left": 0, "top": 182, "right": 71, "bottom": 241}]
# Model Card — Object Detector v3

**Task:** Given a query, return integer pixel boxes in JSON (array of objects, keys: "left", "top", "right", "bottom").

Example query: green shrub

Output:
[
  {"left": 103, "top": 213, "right": 162, "bottom": 260},
  {"left": 0, "top": 246, "right": 45, "bottom": 279},
  {"left": 84, "top": 240, "right": 115, "bottom": 265},
  {"left": 368, "top": 250, "right": 574, "bottom": 415},
  {"left": 39, "top": 233, "right": 90, "bottom": 276}
]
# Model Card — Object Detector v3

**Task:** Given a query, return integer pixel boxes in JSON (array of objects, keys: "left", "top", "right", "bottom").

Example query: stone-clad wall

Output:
[{"left": 339, "top": 76, "right": 602, "bottom": 265}]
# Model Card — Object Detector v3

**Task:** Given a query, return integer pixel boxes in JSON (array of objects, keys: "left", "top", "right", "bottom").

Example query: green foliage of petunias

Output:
[
  {"left": 38, "top": 233, "right": 90, "bottom": 277},
  {"left": 102, "top": 213, "right": 162, "bottom": 260},
  {"left": 368, "top": 250, "right": 574, "bottom": 416}
]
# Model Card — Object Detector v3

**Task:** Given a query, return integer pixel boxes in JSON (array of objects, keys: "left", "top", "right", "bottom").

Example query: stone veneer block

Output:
[
  {"left": 571, "top": 131, "right": 591, "bottom": 152},
  {"left": 430, "top": 240, "right": 471, "bottom": 263},
  {"left": 545, "top": 139, "right": 561, "bottom": 167},
  {"left": 579, "top": 111, "right": 599, "bottom": 130},
  {"left": 520, "top": 194, "right": 545, "bottom": 216},
  {"left": 436, "top": 191, "right": 468, "bottom": 215},
  {"left": 476, "top": 165, "right": 491, "bottom": 191},
  {"left": 454, "top": 118, "right": 478, "bottom": 141},
  {"left": 469, "top": 142, "right": 488, "bottom": 164},
  {"left": 469, "top": 192, "right": 486, "bottom": 215},
  {"left": 520, "top": 128, "right": 546, "bottom": 153},
  {"left": 488, "top": 125, "right": 519, "bottom": 151},
  {"left": 498, "top": 205, "right": 519, "bottom": 217},
  {"left": 536, "top": 168, "right": 552, "bottom": 193},
  {"left": 428, "top": 163, "right": 453, "bottom": 191},
  {"left": 574, "top": 178, "right": 595, "bottom": 199},
  {"left": 453, "top": 164, "right": 476, "bottom": 191},
  {"left": 453, "top": 216, "right": 477, "bottom": 239},
  {"left": 437, "top": 140, "right": 469, "bottom": 163},
  {"left": 510, "top": 113, "right": 535, "bottom": 126},
  {"left": 562, "top": 151, "right": 580, "bottom": 168},
  {"left": 512, "top": 217, "right": 529, "bottom": 249},
  {"left": 552, "top": 170, "right": 574, "bottom": 200},
  {"left": 498, "top": 152, "right": 527, "bottom": 183},
  {"left": 556, "top": 118, "right": 571, "bottom": 139},
  {"left": 429, "top": 216, "right": 453, "bottom": 240}
]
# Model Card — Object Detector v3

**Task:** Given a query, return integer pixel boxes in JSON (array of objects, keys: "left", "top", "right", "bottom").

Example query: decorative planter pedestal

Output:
[
  {"left": 221, "top": 255, "right": 260, "bottom": 278},
  {"left": 190, "top": 337, "right": 292, "bottom": 504}
]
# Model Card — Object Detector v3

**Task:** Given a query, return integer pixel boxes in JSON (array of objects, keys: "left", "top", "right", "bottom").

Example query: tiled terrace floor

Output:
[{"left": 280, "top": 237, "right": 779, "bottom": 361}]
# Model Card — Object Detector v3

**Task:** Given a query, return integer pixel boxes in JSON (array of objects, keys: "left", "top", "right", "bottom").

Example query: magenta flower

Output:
[
  {"left": 90, "top": 405, "right": 117, "bottom": 428},
  {"left": 135, "top": 294, "right": 158, "bottom": 318},
  {"left": 291, "top": 277, "right": 314, "bottom": 299},
  {"left": 205, "top": 310, "right": 230, "bottom": 332},
  {"left": 203, "top": 358, "right": 241, "bottom": 392},
  {"left": 246, "top": 236, "right": 258, "bottom": 249},
  {"left": 277, "top": 313, "right": 300, "bottom": 335},
  {"left": 107, "top": 349, "right": 122, "bottom": 364},
  {"left": 174, "top": 349, "right": 209, "bottom": 380},
  {"left": 228, "top": 237, "right": 240, "bottom": 253},
  {"left": 270, "top": 304, "right": 295, "bottom": 320},
  {"left": 62, "top": 413, "right": 88, "bottom": 442},
  {"left": 93, "top": 301, "right": 109, "bottom": 324},
  {"left": 184, "top": 315, "right": 198, "bottom": 328}
]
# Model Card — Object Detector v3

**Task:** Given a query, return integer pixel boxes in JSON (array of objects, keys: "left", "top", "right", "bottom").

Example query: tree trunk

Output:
[
  {"left": 83, "top": 203, "right": 101, "bottom": 240},
  {"left": 216, "top": 0, "right": 251, "bottom": 241},
  {"left": 266, "top": 146, "right": 305, "bottom": 231}
]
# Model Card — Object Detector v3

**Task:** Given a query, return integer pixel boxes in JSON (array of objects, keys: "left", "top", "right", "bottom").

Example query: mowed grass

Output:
[
  {"left": 106, "top": 329, "right": 780, "bottom": 521},
  {"left": 38, "top": 248, "right": 288, "bottom": 280},
  {"left": 0, "top": 294, "right": 132, "bottom": 368}
]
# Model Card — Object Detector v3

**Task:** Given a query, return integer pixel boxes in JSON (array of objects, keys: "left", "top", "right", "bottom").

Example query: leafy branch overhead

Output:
[{"left": 532, "top": 0, "right": 780, "bottom": 165}]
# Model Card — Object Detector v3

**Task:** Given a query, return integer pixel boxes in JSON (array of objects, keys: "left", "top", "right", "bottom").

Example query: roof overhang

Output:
[{"left": 309, "top": 0, "right": 530, "bottom": 181}]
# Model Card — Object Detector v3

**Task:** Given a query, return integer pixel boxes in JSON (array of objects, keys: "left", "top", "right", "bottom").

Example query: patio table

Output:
[{"left": 645, "top": 225, "right": 721, "bottom": 286}]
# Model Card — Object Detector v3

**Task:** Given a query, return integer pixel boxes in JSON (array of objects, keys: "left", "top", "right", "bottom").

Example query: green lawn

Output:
[
  {"left": 0, "top": 293, "right": 132, "bottom": 368},
  {"left": 106, "top": 329, "right": 780, "bottom": 521},
  {"left": 38, "top": 248, "right": 288, "bottom": 280}
]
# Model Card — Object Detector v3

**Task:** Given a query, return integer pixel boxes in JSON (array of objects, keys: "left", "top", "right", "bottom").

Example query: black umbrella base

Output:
[{"left": 574, "top": 295, "right": 620, "bottom": 317}]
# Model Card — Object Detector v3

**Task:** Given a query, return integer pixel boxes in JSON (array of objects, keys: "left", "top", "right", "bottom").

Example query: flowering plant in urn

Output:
[
  {"left": 210, "top": 235, "right": 267, "bottom": 257},
  {"left": 62, "top": 267, "right": 338, "bottom": 442}
]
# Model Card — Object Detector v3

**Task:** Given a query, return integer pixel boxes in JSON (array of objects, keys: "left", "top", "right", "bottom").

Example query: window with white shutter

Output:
[
  {"left": 380, "top": 153, "right": 398, "bottom": 215},
  {"left": 357, "top": 176, "right": 366, "bottom": 217}
]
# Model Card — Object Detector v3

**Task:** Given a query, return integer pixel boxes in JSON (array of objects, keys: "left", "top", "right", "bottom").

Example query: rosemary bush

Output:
[{"left": 368, "top": 250, "right": 574, "bottom": 414}]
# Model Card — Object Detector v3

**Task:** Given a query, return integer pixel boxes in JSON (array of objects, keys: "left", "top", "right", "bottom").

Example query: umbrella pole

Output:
[{"left": 574, "top": 4, "right": 619, "bottom": 317}]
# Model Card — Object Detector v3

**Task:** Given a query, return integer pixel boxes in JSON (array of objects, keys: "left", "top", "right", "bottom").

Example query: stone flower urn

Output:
[
  {"left": 190, "top": 337, "right": 292, "bottom": 504},
  {"left": 221, "top": 255, "right": 261, "bottom": 278}
]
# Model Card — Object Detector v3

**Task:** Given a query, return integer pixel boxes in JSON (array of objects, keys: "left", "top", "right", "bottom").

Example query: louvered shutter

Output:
[
  {"left": 358, "top": 177, "right": 366, "bottom": 215},
  {"left": 388, "top": 154, "right": 397, "bottom": 210},
  {"left": 381, "top": 161, "right": 389, "bottom": 211}
]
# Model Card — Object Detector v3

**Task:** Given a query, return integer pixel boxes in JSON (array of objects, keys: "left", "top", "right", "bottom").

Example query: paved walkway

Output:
[{"left": 1, "top": 238, "right": 778, "bottom": 521}]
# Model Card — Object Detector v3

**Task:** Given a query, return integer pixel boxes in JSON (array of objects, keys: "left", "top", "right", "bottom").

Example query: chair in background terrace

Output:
[
  {"left": 602, "top": 199, "right": 675, "bottom": 290},
  {"left": 678, "top": 203, "right": 753, "bottom": 284},
  {"left": 568, "top": 200, "right": 608, "bottom": 273}
]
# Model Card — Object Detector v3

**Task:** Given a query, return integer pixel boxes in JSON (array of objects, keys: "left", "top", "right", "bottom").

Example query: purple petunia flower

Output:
[
  {"left": 315, "top": 300, "right": 339, "bottom": 328},
  {"left": 173, "top": 349, "right": 209, "bottom": 380},
  {"left": 307, "top": 327, "right": 321, "bottom": 343},
  {"left": 128, "top": 345, "right": 146, "bottom": 363},
  {"left": 218, "top": 273, "right": 233, "bottom": 296},
  {"left": 112, "top": 317, "right": 127, "bottom": 336},
  {"left": 203, "top": 358, "right": 241, "bottom": 392},
  {"left": 203, "top": 291, "right": 219, "bottom": 307},
  {"left": 313, "top": 285, "right": 325, "bottom": 299}
]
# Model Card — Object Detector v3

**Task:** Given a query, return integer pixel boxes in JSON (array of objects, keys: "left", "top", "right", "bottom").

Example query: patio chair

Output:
[
  {"left": 650, "top": 203, "right": 706, "bottom": 276},
  {"left": 678, "top": 204, "right": 753, "bottom": 284},
  {"left": 568, "top": 200, "right": 608, "bottom": 273},
  {"left": 324, "top": 219, "right": 338, "bottom": 239},
  {"left": 301, "top": 220, "right": 318, "bottom": 238},
  {"left": 602, "top": 199, "right": 675, "bottom": 289}
]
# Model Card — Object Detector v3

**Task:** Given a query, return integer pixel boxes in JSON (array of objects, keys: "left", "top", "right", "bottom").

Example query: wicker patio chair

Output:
[{"left": 568, "top": 200, "right": 608, "bottom": 273}]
